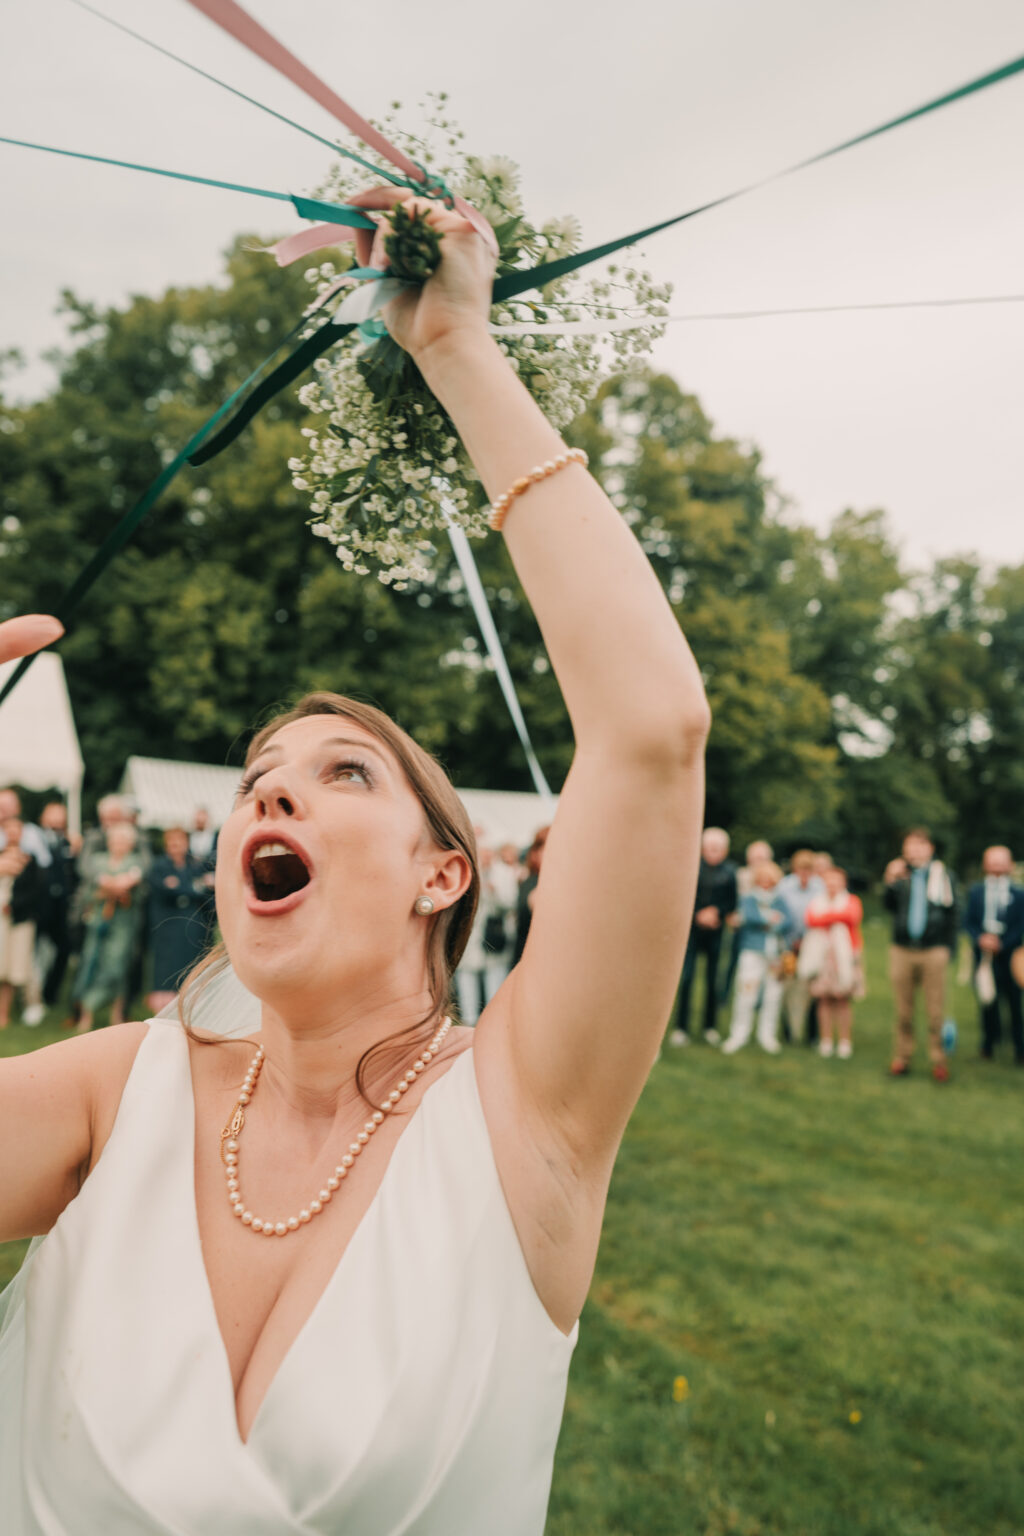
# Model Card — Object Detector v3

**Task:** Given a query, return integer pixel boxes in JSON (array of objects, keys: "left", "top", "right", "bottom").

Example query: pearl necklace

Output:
[{"left": 220, "top": 1015, "right": 453, "bottom": 1237}]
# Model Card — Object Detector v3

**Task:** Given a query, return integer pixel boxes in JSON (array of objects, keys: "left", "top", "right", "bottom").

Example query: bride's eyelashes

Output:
[{"left": 236, "top": 758, "right": 375, "bottom": 800}]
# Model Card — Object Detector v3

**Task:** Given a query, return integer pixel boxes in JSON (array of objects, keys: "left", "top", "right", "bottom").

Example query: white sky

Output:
[{"left": 1, "top": 0, "right": 1022, "bottom": 570}]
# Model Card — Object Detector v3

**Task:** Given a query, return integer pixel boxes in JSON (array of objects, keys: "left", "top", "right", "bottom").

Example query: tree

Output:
[{"left": 569, "top": 373, "right": 839, "bottom": 848}]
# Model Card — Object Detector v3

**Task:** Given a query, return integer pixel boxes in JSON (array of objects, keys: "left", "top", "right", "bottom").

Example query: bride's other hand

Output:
[
  {"left": 0, "top": 615, "right": 64, "bottom": 666},
  {"left": 345, "top": 188, "right": 495, "bottom": 363}
]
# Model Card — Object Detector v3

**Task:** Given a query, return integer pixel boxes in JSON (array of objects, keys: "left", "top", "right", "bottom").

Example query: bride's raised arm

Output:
[{"left": 366, "top": 190, "right": 711, "bottom": 1167}]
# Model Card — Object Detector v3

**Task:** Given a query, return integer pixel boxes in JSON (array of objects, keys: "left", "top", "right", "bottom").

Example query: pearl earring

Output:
[{"left": 414, "top": 896, "right": 435, "bottom": 916}]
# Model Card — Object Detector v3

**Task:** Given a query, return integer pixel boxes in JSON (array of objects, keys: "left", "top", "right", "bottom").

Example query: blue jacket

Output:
[
  {"left": 737, "top": 892, "right": 795, "bottom": 955},
  {"left": 963, "top": 881, "right": 1024, "bottom": 958}
]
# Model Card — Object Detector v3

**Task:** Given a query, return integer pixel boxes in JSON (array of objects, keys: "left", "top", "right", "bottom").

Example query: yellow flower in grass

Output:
[
  {"left": 849, "top": 1410, "right": 862, "bottom": 1425},
  {"left": 672, "top": 1376, "right": 690, "bottom": 1403}
]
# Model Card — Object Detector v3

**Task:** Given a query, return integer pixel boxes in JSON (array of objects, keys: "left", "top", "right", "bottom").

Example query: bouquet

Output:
[{"left": 290, "top": 97, "right": 671, "bottom": 587}]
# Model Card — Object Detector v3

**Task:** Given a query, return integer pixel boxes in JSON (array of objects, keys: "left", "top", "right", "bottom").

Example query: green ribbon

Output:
[
  {"left": 188, "top": 320, "right": 353, "bottom": 466},
  {"left": 493, "top": 50, "right": 1024, "bottom": 302},
  {"left": 0, "top": 137, "right": 378, "bottom": 231}
]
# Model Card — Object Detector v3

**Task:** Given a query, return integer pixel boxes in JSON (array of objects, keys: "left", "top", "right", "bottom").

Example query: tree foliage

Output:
[{"left": 1, "top": 240, "right": 1020, "bottom": 874}]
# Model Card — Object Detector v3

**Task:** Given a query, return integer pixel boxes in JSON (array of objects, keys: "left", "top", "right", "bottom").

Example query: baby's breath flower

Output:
[{"left": 290, "top": 100, "right": 669, "bottom": 583}]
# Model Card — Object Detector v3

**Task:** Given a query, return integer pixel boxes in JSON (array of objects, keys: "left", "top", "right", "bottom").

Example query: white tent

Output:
[
  {"left": 0, "top": 653, "right": 85, "bottom": 834},
  {"left": 456, "top": 788, "right": 556, "bottom": 852},
  {"left": 120, "top": 755, "right": 555, "bottom": 849},
  {"left": 120, "top": 756, "right": 243, "bottom": 831}
]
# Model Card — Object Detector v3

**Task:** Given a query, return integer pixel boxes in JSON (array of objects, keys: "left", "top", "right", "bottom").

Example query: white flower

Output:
[
  {"left": 542, "top": 215, "right": 582, "bottom": 255},
  {"left": 289, "top": 110, "right": 670, "bottom": 584}
]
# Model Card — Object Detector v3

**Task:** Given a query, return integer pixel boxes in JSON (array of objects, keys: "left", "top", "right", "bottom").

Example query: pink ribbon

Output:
[
  {"left": 269, "top": 223, "right": 357, "bottom": 268},
  {"left": 181, "top": 0, "right": 497, "bottom": 255}
]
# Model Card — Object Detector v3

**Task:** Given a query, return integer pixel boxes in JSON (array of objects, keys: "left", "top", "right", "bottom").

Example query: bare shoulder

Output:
[
  {"left": 7, "top": 1019, "right": 151, "bottom": 1110},
  {"left": 0, "top": 1021, "right": 154, "bottom": 1241}
]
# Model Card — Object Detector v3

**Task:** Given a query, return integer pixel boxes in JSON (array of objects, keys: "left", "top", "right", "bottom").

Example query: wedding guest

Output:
[
  {"left": 122, "top": 798, "right": 154, "bottom": 1016},
  {"left": 721, "top": 861, "right": 794, "bottom": 1054},
  {"left": 33, "top": 801, "right": 80, "bottom": 1011},
  {"left": 146, "top": 828, "right": 215, "bottom": 1014},
  {"left": 0, "top": 817, "right": 46, "bottom": 1029},
  {"left": 189, "top": 807, "right": 217, "bottom": 868},
  {"left": 669, "top": 827, "right": 738, "bottom": 1046},
  {"left": 719, "top": 839, "right": 773, "bottom": 1005},
  {"left": 883, "top": 828, "right": 958, "bottom": 1081},
  {"left": 0, "top": 788, "right": 53, "bottom": 870},
  {"left": 77, "top": 794, "right": 130, "bottom": 873},
  {"left": 963, "top": 845, "right": 1024, "bottom": 1063},
  {"left": 72, "top": 822, "right": 145, "bottom": 1033},
  {"left": 737, "top": 840, "right": 774, "bottom": 899},
  {"left": 778, "top": 850, "right": 826, "bottom": 1043},
  {"left": 799, "top": 866, "right": 864, "bottom": 1058}
]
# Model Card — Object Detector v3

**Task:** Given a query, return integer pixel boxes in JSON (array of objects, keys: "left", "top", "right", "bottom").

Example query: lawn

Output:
[{"left": 3, "top": 914, "right": 1022, "bottom": 1535}]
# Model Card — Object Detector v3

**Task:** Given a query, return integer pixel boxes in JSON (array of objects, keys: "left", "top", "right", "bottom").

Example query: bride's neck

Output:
[{"left": 254, "top": 992, "right": 440, "bottom": 1119}]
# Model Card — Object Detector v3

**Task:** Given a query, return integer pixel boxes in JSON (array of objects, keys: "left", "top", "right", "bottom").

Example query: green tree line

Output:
[{"left": 1, "top": 239, "right": 1021, "bottom": 872}]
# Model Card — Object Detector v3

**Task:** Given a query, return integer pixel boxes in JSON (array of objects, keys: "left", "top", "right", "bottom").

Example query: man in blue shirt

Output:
[
  {"left": 963, "top": 845, "right": 1024, "bottom": 1064},
  {"left": 883, "top": 828, "right": 958, "bottom": 1081}
]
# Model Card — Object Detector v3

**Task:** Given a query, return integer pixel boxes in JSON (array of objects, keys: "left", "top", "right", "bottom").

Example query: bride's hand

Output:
[
  {"left": 0, "top": 615, "right": 64, "bottom": 666},
  {"left": 345, "top": 188, "right": 495, "bottom": 364}
]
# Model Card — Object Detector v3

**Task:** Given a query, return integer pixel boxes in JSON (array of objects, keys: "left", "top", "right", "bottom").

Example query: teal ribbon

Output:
[
  {"left": 493, "top": 50, "right": 1024, "bottom": 302},
  {"left": 0, "top": 137, "right": 378, "bottom": 231},
  {"left": 0, "top": 309, "right": 350, "bottom": 706},
  {"left": 188, "top": 320, "right": 351, "bottom": 465}
]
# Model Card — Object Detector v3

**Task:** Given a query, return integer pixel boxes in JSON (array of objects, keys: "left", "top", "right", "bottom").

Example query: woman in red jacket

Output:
[{"left": 798, "top": 866, "right": 864, "bottom": 1059}]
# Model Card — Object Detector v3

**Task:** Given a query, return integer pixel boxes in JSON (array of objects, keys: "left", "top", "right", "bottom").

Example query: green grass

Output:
[{"left": 3, "top": 917, "right": 1022, "bottom": 1535}]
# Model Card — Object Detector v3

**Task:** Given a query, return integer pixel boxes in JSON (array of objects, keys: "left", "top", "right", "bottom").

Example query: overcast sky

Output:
[{"left": 1, "top": 0, "right": 1022, "bottom": 570}]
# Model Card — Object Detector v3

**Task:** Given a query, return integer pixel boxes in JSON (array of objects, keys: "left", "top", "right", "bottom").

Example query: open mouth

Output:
[{"left": 248, "top": 841, "right": 313, "bottom": 904}]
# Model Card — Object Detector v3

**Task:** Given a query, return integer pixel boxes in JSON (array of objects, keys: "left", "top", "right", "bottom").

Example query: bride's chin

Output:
[{"left": 228, "top": 937, "right": 332, "bottom": 1000}]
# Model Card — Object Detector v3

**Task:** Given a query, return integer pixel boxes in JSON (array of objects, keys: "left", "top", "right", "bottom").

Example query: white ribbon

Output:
[
  {"left": 332, "top": 276, "right": 410, "bottom": 326},
  {"left": 442, "top": 506, "right": 554, "bottom": 807}
]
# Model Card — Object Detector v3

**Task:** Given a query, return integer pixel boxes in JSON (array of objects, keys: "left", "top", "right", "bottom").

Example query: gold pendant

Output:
[{"left": 220, "top": 1101, "right": 245, "bottom": 1159}]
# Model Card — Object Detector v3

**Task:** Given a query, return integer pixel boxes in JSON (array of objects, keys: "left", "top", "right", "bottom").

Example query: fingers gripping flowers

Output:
[{"left": 291, "top": 101, "right": 671, "bottom": 588}]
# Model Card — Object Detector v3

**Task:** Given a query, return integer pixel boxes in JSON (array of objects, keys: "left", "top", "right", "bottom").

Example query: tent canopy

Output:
[
  {"left": 120, "top": 755, "right": 555, "bottom": 849},
  {"left": 0, "top": 654, "right": 85, "bottom": 830},
  {"left": 120, "top": 756, "right": 242, "bottom": 831}
]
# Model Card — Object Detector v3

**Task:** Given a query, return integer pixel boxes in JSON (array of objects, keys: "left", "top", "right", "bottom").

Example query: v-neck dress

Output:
[{"left": 0, "top": 1020, "right": 578, "bottom": 1533}]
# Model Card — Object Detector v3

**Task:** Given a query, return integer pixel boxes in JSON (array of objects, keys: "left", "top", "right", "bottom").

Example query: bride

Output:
[{"left": 0, "top": 193, "right": 710, "bottom": 1534}]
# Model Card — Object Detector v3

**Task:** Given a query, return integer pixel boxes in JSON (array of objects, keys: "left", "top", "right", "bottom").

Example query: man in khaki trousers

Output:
[{"left": 883, "top": 828, "right": 959, "bottom": 1082}]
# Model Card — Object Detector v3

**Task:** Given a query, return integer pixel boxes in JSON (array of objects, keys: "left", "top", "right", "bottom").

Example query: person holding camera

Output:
[{"left": 883, "top": 828, "right": 958, "bottom": 1081}]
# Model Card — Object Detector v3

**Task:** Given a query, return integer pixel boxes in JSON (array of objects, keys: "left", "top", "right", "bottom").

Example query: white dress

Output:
[{"left": 0, "top": 1021, "right": 577, "bottom": 1533}]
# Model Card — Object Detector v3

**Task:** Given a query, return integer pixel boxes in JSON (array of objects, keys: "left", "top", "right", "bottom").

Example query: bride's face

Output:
[{"left": 216, "top": 715, "right": 462, "bottom": 1012}]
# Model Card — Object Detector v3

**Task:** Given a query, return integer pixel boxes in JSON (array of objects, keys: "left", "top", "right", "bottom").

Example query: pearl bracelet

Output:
[{"left": 487, "top": 447, "right": 589, "bottom": 532}]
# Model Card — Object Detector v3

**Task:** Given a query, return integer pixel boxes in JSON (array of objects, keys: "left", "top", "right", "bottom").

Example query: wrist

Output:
[{"left": 412, "top": 324, "right": 502, "bottom": 388}]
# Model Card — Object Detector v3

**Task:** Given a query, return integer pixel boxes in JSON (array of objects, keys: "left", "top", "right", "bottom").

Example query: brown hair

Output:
[
  {"left": 790, "top": 849, "right": 816, "bottom": 873},
  {"left": 904, "top": 827, "right": 934, "bottom": 845},
  {"left": 178, "top": 693, "right": 480, "bottom": 1105}
]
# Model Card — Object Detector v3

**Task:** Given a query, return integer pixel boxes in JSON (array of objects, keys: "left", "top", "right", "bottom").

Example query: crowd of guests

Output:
[
  {"left": 669, "top": 826, "right": 1024, "bottom": 1080},
  {"left": 0, "top": 788, "right": 217, "bottom": 1031},
  {"left": 1, "top": 787, "right": 1022, "bottom": 1082}
]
